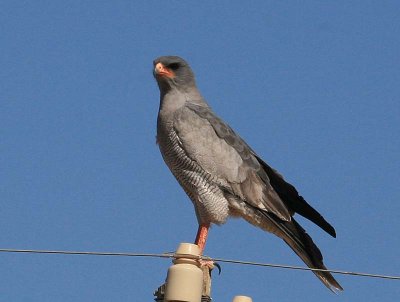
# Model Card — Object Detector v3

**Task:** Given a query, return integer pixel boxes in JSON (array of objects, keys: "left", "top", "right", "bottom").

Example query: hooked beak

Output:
[{"left": 154, "top": 62, "right": 175, "bottom": 78}]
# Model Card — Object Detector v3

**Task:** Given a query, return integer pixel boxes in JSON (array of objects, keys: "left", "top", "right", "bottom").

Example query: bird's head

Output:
[{"left": 153, "top": 56, "right": 196, "bottom": 93}]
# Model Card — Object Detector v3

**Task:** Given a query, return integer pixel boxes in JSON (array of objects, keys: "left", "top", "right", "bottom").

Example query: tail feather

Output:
[{"left": 263, "top": 213, "right": 343, "bottom": 292}]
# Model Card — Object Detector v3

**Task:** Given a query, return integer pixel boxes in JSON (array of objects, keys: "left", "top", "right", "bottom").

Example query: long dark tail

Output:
[{"left": 263, "top": 213, "right": 343, "bottom": 292}]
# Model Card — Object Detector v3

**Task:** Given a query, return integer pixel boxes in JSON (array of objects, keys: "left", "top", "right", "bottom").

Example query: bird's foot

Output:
[{"left": 198, "top": 258, "right": 221, "bottom": 275}]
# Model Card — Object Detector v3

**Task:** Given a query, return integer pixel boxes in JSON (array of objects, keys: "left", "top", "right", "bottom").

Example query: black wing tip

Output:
[
  {"left": 297, "top": 195, "right": 337, "bottom": 238},
  {"left": 255, "top": 156, "right": 339, "bottom": 238},
  {"left": 324, "top": 223, "right": 337, "bottom": 238}
]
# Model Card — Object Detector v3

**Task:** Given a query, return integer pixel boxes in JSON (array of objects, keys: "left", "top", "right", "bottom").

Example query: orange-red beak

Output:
[{"left": 154, "top": 62, "right": 175, "bottom": 78}]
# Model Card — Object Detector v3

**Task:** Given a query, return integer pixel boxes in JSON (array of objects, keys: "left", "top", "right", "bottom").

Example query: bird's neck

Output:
[
  {"left": 158, "top": 86, "right": 202, "bottom": 116},
  {"left": 159, "top": 88, "right": 186, "bottom": 115}
]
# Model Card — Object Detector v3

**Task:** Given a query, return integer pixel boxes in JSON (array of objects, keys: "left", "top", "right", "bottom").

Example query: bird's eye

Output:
[{"left": 168, "top": 63, "right": 180, "bottom": 70}]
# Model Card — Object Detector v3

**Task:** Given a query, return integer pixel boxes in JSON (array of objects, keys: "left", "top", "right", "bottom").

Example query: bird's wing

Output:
[
  {"left": 253, "top": 155, "right": 337, "bottom": 237},
  {"left": 173, "top": 102, "right": 291, "bottom": 221}
]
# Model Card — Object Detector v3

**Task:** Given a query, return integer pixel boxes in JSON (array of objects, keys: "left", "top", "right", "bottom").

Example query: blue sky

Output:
[{"left": 1, "top": 1, "right": 399, "bottom": 301}]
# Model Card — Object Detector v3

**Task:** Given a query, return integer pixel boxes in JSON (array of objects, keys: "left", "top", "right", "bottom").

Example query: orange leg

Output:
[{"left": 194, "top": 223, "right": 210, "bottom": 254}]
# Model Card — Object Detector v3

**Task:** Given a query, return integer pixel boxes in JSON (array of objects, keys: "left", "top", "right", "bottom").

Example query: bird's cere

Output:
[{"left": 154, "top": 62, "right": 175, "bottom": 78}]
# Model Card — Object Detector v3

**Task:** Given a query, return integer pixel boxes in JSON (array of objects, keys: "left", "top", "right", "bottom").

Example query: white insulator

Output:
[{"left": 164, "top": 243, "right": 203, "bottom": 302}]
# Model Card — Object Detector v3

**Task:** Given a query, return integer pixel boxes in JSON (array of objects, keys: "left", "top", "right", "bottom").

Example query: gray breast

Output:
[{"left": 157, "top": 119, "right": 230, "bottom": 225}]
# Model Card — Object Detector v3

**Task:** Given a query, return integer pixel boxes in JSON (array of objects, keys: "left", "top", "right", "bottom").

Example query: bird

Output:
[{"left": 153, "top": 55, "right": 343, "bottom": 292}]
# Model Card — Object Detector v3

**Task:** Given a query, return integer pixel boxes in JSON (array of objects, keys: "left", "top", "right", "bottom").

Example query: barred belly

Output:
[{"left": 157, "top": 122, "right": 229, "bottom": 225}]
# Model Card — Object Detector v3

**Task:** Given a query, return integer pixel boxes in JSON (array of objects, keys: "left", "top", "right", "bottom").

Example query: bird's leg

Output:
[
  {"left": 194, "top": 223, "right": 215, "bottom": 297},
  {"left": 194, "top": 223, "right": 216, "bottom": 273},
  {"left": 194, "top": 223, "right": 210, "bottom": 254}
]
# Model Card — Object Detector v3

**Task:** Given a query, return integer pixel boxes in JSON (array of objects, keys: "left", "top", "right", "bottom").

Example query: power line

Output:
[
  {"left": 211, "top": 257, "right": 400, "bottom": 280},
  {"left": 0, "top": 248, "right": 399, "bottom": 281},
  {"left": 0, "top": 248, "right": 171, "bottom": 259}
]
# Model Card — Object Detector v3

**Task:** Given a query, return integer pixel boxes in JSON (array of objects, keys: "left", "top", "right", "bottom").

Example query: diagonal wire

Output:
[
  {"left": 0, "top": 248, "right": 399, "bottom": 280},
  {"left": 210, "top": 257, "right": 400, "bottom": 280}
]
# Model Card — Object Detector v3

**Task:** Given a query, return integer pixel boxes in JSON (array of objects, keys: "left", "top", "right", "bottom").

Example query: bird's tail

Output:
[{"left": 264, "top": 213, "right": 343, "bottom": 292}]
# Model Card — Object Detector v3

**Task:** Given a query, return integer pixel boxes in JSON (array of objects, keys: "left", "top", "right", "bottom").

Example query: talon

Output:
[
  {"left": 197, "top": 259, "right": 221, "bottom": 275},
  {"left": 214, "top": 262, "right": 222, "bottom": 275}
]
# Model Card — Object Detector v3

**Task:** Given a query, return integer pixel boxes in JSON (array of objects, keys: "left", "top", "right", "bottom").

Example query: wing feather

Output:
[{"left": 174, "top": 103, "right": 291, "bottom": 221}]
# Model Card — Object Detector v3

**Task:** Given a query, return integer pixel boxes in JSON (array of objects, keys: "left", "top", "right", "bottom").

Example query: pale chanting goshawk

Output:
[{"left": 153, "top": 56, "right": 342, "bottom": 292}]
